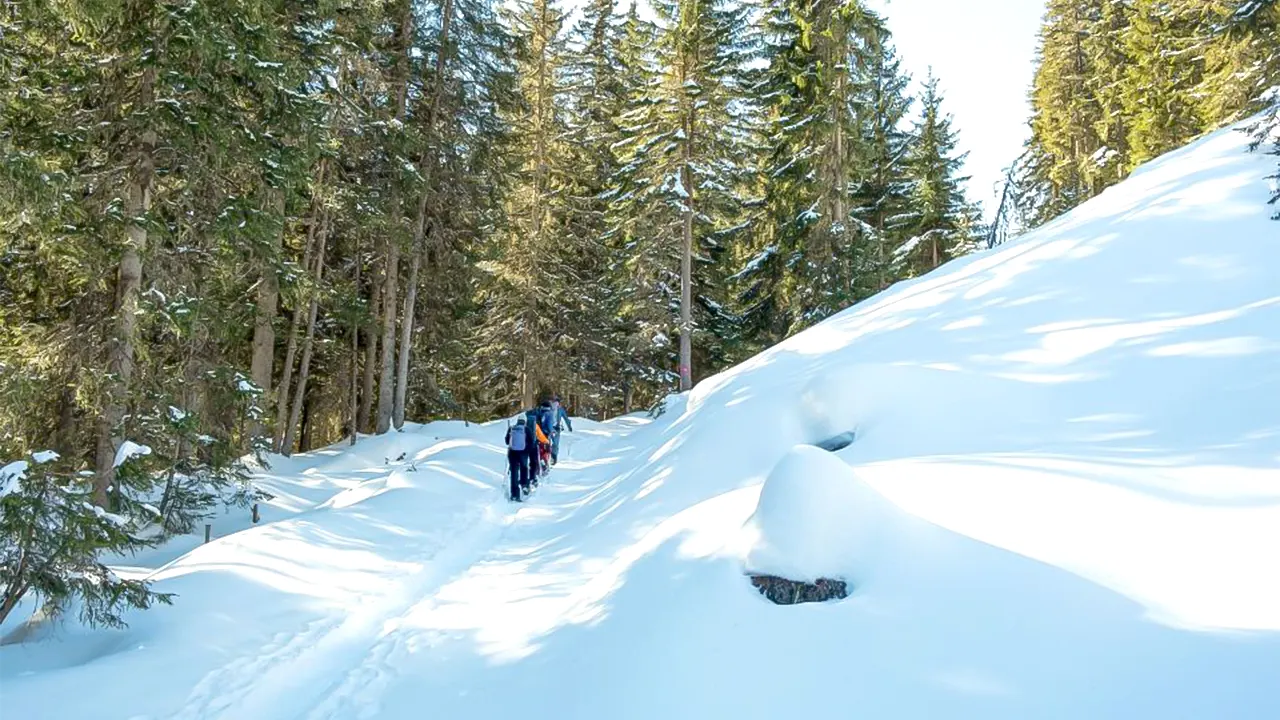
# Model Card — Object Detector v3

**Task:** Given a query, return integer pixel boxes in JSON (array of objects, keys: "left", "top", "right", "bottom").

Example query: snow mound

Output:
[{"left": 744, "top": 445, "right": 902, "bottom": 584}]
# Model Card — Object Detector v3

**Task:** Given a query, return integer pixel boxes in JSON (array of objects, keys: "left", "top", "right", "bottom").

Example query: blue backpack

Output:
[{"left": 508, "top": 422, "right": 528, "bottom": 452}]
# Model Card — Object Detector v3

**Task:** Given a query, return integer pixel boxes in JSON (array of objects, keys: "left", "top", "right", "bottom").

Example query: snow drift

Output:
[
  {"left": 744, "top": 444, "right": 904, "bottom": 585},
  {"left": 3, "top": 119, "right": 1280, "bottom": 719}
]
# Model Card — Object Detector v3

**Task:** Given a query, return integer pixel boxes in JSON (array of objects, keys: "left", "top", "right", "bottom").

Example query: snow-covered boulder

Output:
[{"left": 744, "top": 444, "right": 903, "bottom": 589}]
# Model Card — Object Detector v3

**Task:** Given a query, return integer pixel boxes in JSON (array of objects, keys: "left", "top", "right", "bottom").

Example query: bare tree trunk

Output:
[
  {"left": 393, "top": 252, "right": 419, "bottom": 430},
  {"left": 350, "top": 240, "right": 361, "bottom": 446},
  {"left": 375, "top": 247, "right": 400, "bottom": 434},
  {"left": 376, "top": 1, "right": 412, "bottom": 435},
  {"left": 300, "top": 385, "right": 318, "bottom": 453},
  {"left": 359, "top": 260, "right": 381, "bottom": 433},
  {"left": 273, "top": 160, "right": 327, "bottom": 451},
  {"left": 679, "top": 111, "right": 695, "bottom": 393},
  {"left": 281, "top": 211, "right": 330, "bottom": 457},
  {"left": 249, "top": 189, "right": 284, "bottom": 440},
  {"left": 521, "top": 352, "right": 534, "bottom": 408},
  {"left": 55, "top": 378, "right": 77, "bottom": 459},
  {"left": 94, "top": 69, "right": 156, "bottom": 507}
]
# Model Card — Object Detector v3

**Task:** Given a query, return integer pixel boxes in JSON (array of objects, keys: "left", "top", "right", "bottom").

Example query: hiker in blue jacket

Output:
[
  {"left": 504, "top": 417, "right": 530, "bottom": 501},
  {"left": 547, "top": 394, "right": 573, "bottom": 465}
]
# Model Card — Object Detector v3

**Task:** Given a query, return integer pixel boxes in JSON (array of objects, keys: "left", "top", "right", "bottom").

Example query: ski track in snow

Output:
[
  {"left": 170, "top": 431, "right": 603, "bottom": 720},
  {"left": 170, "top": 502, "right": 507, "bottom": 720}
]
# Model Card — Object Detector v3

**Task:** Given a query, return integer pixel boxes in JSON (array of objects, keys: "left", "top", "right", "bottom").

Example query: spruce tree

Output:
[
  {"left": 896, "top": 72, "right": 983, "bottom": 276},
  {"left": 1122, "top": 0, "right": 1206, "bottom": 168},
  {"left": 476, "top": 0, "right": 575, "bottom": 407},
  {"left": 615, "top": 0, "right": 756, "bottom": 391},
  {"left": 1025, "top": 0, "right": 1107, "bottom": 226},
  {"left": 604, "top": 3, "right": 677, "bottom": 409}
]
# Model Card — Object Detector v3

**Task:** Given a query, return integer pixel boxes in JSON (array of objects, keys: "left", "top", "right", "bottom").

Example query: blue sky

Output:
[{"left": 867, "top": 0, "right": 1047, "bottom": 217}]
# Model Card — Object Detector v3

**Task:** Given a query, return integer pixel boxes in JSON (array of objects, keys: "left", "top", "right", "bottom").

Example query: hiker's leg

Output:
[{"left": 507, "top": 452, "right": 521, "bottom": 500}]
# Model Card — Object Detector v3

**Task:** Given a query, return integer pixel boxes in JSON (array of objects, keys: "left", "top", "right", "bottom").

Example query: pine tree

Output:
[
  {"left": 613, "top": 0, "right": 756, "bottom": 391},
  {"left": 0, "top": 453, "right": 173, "bottom": 628},
  {"left": 748, "top": 0, "right": 875, "bottom": 337},
  {"left": 604, "top": 4, "right": 677, "bottom": 409},
  {"left": 1024, "top": 0, "right": 1108, "bottom": 226},
  {"left": 560, "top": 0, "right": 631, "bottom": 412},
  {"left": 476, "top": 0, "right": 575, "bottom": 408},
  {"left": 896, "top": 72, "right": 983, "bottom": 276},
  {"left": 1082, "top": 0, "right": 1131, "bottom": 193},
  {"left": 1122, "top": 0, "right": 1206, "bottom": 168},
  {"left": 1022, "top": 0, "right": 1279, "bottom": 226},
  {"left": 851, "top": 16, "right": 916, "bottom": 296}
]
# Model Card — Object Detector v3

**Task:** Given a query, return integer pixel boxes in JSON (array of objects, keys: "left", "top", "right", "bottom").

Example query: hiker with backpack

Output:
[
  {"left": 547, "top": 394, "right": 573, "bottom": 464},
  {"left": 504, "top": 417, "right": 531, "bottom": 501},
  {"left": 524, "top": 407, "right": 543, "bottom": 487},
  {"left": 533, "top": 418, "right": 552, "bottom": 476}
]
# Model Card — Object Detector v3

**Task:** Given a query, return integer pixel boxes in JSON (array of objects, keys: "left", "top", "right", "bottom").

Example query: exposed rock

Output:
[
  {"left": 813, "top": 431, "right": 856, "bottom": 452},
  {"left": 749, "top": 574, "right": 849, "bottom": 605}
]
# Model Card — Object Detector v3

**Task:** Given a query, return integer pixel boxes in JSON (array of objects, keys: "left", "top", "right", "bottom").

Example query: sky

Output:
[{"left": 867, "top": 0, "right": 1047, "bottom": 217}]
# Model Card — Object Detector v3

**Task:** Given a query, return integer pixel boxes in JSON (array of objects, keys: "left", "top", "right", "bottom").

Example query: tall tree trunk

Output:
[
  {"left": 521, "top": 352, "right": 534, "bottom": 409},
  {"left": 249, "top": 189, "right": 284, "bottom": 440},
  {"left": 679, "top": 107, "right": 695, "bottom": 392},
  {"left": 281, "top": 210, "right": 330, "bottom": 457},
  {"left": 360, "top": 260, "right": 381, "bottom": 433},
  {"left": 55, "top": 377, "right": 77, "bottom": 460},
  {"left": 375, "top": 247, "right": 400, "bottom": 433},
  {"left": 393, "top": 252, "right": 419, "bottom": 429},
  {"left": 300, "top": 384, "right": 318, "bottom": 453},
  {"left": 94, "top": 69, "right": 156, "bottom": 508},
  {"left": 395, "top": 0, "right": 456, "bottom": 429},
  {"left": 273, "top": 160, "right": 327, "bottom": 451},
  {"left": 350, "top": 240, "right": 362, "bottom": 446},
  {"left": 376, "top": 1, "right": 412, "bottom": 435}
]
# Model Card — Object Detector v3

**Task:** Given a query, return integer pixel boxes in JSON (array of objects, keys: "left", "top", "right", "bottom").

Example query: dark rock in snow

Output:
[
  {"left": 813, "top": 431, "right": 855, "bottom": 452},
  {"left": 749, "top": 574, "right": 849, "bottom": 605}
]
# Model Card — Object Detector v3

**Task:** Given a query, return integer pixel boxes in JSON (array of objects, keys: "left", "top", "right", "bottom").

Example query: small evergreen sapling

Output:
[{"left": 0, "top": 452, "right": 172, "bottom": 629}]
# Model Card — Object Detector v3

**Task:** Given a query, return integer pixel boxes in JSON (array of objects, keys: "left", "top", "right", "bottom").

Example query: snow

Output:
[
  {"left": 0, "top": 460, "right": 27, "bottom": 498},
  {"left": 31, "top": 450, "right": 59, "bottom": 464},
  {"left": 744, "top": 445, "right": 904, "bottom": 583},
  {"left": 112, "top": 441, "right": 152, "bottom": 468},
  {"left": 4, "top": 117, "right": 1280, "bottom": 717}
]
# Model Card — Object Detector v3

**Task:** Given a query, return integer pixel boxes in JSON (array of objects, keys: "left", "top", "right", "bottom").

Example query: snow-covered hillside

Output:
[{"left": 3, "top": 119, "right": 1279, "bottom": 719}]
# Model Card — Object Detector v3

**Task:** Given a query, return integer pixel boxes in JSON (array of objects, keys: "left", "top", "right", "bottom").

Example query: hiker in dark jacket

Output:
[
  {"left": 504, "top": 417, "right": 530, "bottom": 501},
  {"left": 524, "top": 408, "right": 542, "bottom": 487}
]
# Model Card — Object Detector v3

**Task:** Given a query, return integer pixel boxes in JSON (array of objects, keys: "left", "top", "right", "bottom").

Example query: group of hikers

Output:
[{"left": 504, "top": 394, "right": 573, "bottom": 502}]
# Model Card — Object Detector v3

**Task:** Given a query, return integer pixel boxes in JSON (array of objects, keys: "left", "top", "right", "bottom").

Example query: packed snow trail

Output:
[{"left": 4, "top": 116, "right": 1280, "bottom": 719}]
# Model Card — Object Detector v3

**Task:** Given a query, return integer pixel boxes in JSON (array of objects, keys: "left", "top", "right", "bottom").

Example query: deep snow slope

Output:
[{"left": 3, "top": 120, "right": 1280, "bottom": 719}]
